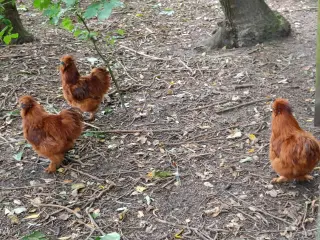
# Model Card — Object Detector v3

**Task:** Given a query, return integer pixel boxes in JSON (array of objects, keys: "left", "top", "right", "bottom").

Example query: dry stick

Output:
[
  {"left": 83, "top": 122, "right": 100, "bottom": 129},
  {"left": 177, "top": 58, "right": 193, "bottom": 74},
  {"left": 234, "top": 84, "right": 255, "bottom": 89},
  {"left": 68, "top": 167, "right": 104, "bottom": 181},
  {"left": 187, "top": 100, "right": 229, "bottom": 112},
  {"left": 76, "top": 13, "right": 126, "bottom": 111},
  {"left": 0, "top": 184, "right": 49, "bottom": 190},
  {"left": 216, "top": 98, "right": 270, "bottom": 114},
  {"left": 255, "top": 209, "right": 292, "bottom": 225},
  {"left": 84, "top": 128, "right": 181, "bottom": 134},
  {"left": 85, "top": 207, "right": 105, "bottom": 235},
  {"left": 83, "top": 183, "right": 115, "bottom": 208},
  {"left": 119, "top": 44, "right": 170, "bottom": 61},
  {"left": 38, "top": 203, "right": 83, "bottom": 218},
  {"left": 0, "top": 136, "right": 14, "bottom": 149},
  {"left": 0, "top": 139, "right": 24, "bottom": 145},
  {"left": 155, "top": 218, "right": 229, "bottom": 234},
  {"left": 78, "top": 153, "right": 101, "bottom": 162}
]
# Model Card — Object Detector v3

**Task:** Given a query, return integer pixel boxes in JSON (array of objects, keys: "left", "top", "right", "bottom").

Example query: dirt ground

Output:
[{"left": 0, "top": 0, "right": 319, "bottom": 239}]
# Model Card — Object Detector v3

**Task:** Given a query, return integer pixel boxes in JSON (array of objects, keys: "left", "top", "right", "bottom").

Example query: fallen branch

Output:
[
  {"left": 68, "top": 167, "right": 105, "bottom": 182},
  {"left": 83, "top": 122, "right": 100, "bottom": 129},
  {"left": 156, "top": 218, "right": 228, "bottom": 238},
  {"left": 216, "top": 98, "right": 270, "bottom": 114},
  {"left": 0, "top": 184, "right": 49, "bottom": 190},
  {"left": 86, "top": 207, "right": 105, "bottom": 235},
  {"left": 187, "top": 100, "right": 229, "bottom": 112},
  {"left": 84, "top": 128, "right": 181, "bottom": 134},
  {"left": 38, "top": 203, "right": 83, "bottom": 218},
  {"left": 83, "top": 183, "right": 115, "bottom": 208},
  {"left": 119, "top": 44, "right": 170, "bottom": 61},
  {"left": 234, "top": 84, "right": 254, "bottom": 89}
]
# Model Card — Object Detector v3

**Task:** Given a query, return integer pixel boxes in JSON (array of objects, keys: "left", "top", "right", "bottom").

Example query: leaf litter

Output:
[{"left": 0, "top": 0, "right": 319, "bottom": 239}]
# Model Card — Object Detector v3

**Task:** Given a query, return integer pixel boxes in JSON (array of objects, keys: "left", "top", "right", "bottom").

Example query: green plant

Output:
[{"left": 0, "top": 0, "right": 19, "bottom": 44}]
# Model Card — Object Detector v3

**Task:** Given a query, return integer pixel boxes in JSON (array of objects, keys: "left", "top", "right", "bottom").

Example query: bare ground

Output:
[{"left": 0, "top": 0, "right": 319, "bottom": 239}]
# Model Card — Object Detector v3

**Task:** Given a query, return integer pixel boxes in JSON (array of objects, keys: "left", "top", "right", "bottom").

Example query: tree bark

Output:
[
  {"left": 1, "top": 0, "right": 34, "bottom": 44},
  {"left": 198, "top": 0, "right": 291, "bottom": 50}
]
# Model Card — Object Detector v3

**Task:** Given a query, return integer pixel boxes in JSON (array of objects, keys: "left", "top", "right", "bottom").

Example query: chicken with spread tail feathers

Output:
[
  {"left": 59, "top": 55, "right": 111, "bottom": 121},
  {"left": 19, "top": 96, "right": 83, "bottom": 173},
  {"left": 269, "top": 98, "right": 320, "bottom": 183}
]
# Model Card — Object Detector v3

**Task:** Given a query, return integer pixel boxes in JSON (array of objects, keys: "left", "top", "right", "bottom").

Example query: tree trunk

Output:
[
  {"left": 314, "top": 0, "right": 320, "bottom": 126},
  {"left": 1, "top": 0, "right": 34, "bottom": 44},
  {"left": 198, "top": 0, "right": 290, "bottom": 50}
]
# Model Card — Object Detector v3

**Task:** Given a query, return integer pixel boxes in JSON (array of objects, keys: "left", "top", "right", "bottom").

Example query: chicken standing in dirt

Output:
[
  {"left": 19, "top": 96, "right": 84, "bottom": 173},
  {"left": 59, "top": 55, "right": 111, "bottom": 121},
  {"left": 269, "top": 98, "right": 320, "bottom": 183}
]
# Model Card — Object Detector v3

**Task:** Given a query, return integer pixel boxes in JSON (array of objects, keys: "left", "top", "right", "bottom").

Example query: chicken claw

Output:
[
  {"left": 271, "top": 176, "right": 289, "bottom": 183},
  {"left": 45, "top": 163, "right": 57, "bottom": 173},
  {"left": 295, "top": 175, "right": 314, "bottom": 182}
]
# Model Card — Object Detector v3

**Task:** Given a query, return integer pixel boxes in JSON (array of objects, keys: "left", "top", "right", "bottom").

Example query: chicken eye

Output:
[
  {"left": 60, "top": 61, "right": 65, "bottom": 66},
  {"left": 20, "top": 103, "right": 27, "bottom": 109}
]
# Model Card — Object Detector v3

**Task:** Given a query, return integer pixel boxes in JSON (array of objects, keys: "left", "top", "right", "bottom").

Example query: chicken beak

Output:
[{"left": 58, "top": 61, "right": 65, "bottom": 70}]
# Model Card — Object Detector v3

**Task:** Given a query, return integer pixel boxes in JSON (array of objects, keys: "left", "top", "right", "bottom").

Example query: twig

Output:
[
  {"left": 216, "top": 98, "right": 270, "bottom": 114},
  {"left": 38, "top": 203, "right": 83, "bottom": 218},
  {"left": 83, "top": 122, "right": 100, "bottom": 129},
  {"left": 256, "top": 209, "right": 292, "bottom": 225},
  {"left": 177, "top": 58, "right": 193, "bottom": 74},
  {"left": 0, "top": 139, "right": 24, "bottom": 145},
  {"left": 117, "top": 60, "right": 139, "bottom": 83},
  {"left": 0, "top": 184, "right": 49, "bottom": 190},
  {"left": 86, "top": 207, "right": 105, "bottom": 235},
  {"left": 77, "top": 219, "right": 96, "bottom": 231},
  {"left": 83, "top": 183, "right": 115, "bottom": 208},
  {"left": 85, "top": 229, "right": 95, "bottom": 240},
  {"left": 119, "top": 44, "right": 170, "bottom": 61},
  {"left": 187, "top": 100, "right": 229, "bottom": 112},
  {"left": 0, "top": 135, "right": 14, "bottom": 149},
  {"left": 68, "top": 167, "right": 104, "bottom": 181},
  {"left": 0, "top": 54, "right": 29, "bottom": 59},
  {"left": 234, "top": 84, "right": 254, "bottom": 89},
  {"left": 76, "top": 13, "right": 126, "bottom": 110},
  {"left": 155, "top": 218, "right": 227, "bottom": 236},
  {"left": 84, "top": 128, "right": 181, "bottom": 134},
  {"left": 99, "top": 170, "right": 144, "bottom": 176},
  {"left": 77, "top": 153, "right": 101, "bottom": 162}
]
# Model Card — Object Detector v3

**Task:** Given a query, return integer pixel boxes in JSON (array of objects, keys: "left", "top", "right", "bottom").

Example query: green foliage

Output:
[
  {"left": 21, "top": 231, "right": 48, "bottom": 240},
  {"left": 95, "top": 232, "right": 121, "bottom": 240},
  {"left": 34, "top": 0, "right": 123, "bottom": 43},
  {"left": 61, "top": 17, "right": 74, "bottom": 31},
  {"left": 83, "top": 2, "right": 101, "bottom": 19},
  {"left": 83, "top": 131, "right": 106, "bottom": 139},
  {"left": 33, "top": 0, "right": 51, "bottom": 10},
  {"left": 0, "top": 0, "right": 19, "bottom": 45}
]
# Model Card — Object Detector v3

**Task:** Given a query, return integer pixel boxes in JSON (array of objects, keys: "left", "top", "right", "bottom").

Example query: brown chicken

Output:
[
  {"left": 269, "top": 98, "right": 320, "bottom": 183},
  {"left": 59, "top": 55, "right": 111, "bottom": 121},
  {"left": 19, "top": 96, "right": 84, "bottom": 173}
]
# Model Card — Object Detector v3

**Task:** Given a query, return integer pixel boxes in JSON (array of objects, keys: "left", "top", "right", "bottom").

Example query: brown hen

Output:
[
  {"left": 19, "top": 96, "right": 83, "bottom": 173},
  {"left": 269, "top": 98, "right": 320, "bottom": 183}
]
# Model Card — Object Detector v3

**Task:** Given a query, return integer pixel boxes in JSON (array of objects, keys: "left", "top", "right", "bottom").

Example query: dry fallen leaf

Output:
[
  {"left": 203, "top": 182, "right": 214, "bottom": 188},
  {"left": 24, "top": 213, "right": 40, "bottom": 219},
  {"left": 227, "top": 128, "right": 242, "bottom": 139},
  {"left": 135, "top": 186, "right": 147, "bottom": 193},
  {"left": 266, "top": 189, "right": 278, "bottom": 198},
  {"left": 204, "top": 207, "right": 221, "bottom": 217}
]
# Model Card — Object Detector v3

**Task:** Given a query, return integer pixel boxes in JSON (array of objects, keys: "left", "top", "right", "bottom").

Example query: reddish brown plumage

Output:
[
  {"left": 269, "top": 98, "right": 320, "bottom": 183},
  {"left": 19, "top": 96, "right": 83, "bottom": 173},
  {"left": 59, "top": 55, "right": 111, "bottom": 121}
]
